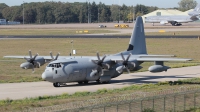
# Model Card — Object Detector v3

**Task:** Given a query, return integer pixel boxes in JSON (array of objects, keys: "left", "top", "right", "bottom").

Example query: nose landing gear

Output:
[{"left": 53, "top": 83, "right": 60, "bottom": 87}]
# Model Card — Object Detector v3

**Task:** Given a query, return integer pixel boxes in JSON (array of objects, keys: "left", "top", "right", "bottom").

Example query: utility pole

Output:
[
  {"left": 23, "top": 1, "right": 24, "bottom": 25},
  {"left": 98, "top": 8, "right": 99, "bottom": 23},
  {"left": 87, "top": 0, "right": 90, "bottom": 24},
  {"left": 118, "top": 0, "right": 120, "bottom": 23}
]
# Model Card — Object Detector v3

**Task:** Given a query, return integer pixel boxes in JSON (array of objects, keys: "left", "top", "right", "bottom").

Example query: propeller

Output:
[
  {"left": 23, "top": 50, "right": 39, "bottom": 73},
  {"left": 90, "top": 52, "right": 109, "bottom": 77},
  {"left": 49, "top": 51, "right": 60, "bottom": 61},
  {"left": 116, "top": 53, "right": 133, "bottom": 74},
  {"left": 92, "top": 52, "right": 110, "bottom": 70}
]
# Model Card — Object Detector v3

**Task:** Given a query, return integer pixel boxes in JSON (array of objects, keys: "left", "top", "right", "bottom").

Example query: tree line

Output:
[
  {"left": 0, "top": 0, "right": 197, "bottom": 24},
  {"left": 0, "top": 2, "right": 158, "bottom": 24}
]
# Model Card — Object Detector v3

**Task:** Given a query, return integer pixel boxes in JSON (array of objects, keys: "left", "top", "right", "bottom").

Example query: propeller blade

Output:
[
  {"left": 29, "top": 50, "right": 32, "bottom": 59},
  {"left": 31, "top": 64, "right": 35, "bottom": 73},
  {"left": 101, "top": 55, "right": 106, "bottom": 62},
  {"left": 121, "top": 53, "right": 125, "bottom": 61},
  {"left": 97, "top": 52, "right": 100, "bottom": 61},
  {"left": 36, "top": 62, "right": 41, "bottom": 68},
  {"left": 33, "top": 53, "right": 38, "bottom": 60},
  {"left": 92, "top": 60, "right": 98, "bottom": 64},
  {"left": 55, "top": 53, "right": 60, "bottom": 60},
  {"left": 50, "top": 51, "right": 54, "bottom": 60},
  {"left": 125, "top": 67, "right": 130, "bottom": 74},
  {"left": 24, "top": 57, "right": 29, "bottom": 61},
  {"left": 126, "top": 53, "right": 132, "bottom": 62}
]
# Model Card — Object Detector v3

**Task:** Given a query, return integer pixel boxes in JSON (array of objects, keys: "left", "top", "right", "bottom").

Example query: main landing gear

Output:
[
  {"left": 96, "top": 79, "right": 110, "bottom": 84},
  {"left": 53, "top": 82, "right": 66, "bottom": 87},
  {"left": 171, "top": 22, "right": 182, "bottom": 26},
  {"left": 78, "top": 81, "right": 89, "bottom": 84}
]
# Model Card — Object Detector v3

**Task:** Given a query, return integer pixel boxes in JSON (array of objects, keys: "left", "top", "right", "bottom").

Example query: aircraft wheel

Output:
[
  {"left": 84, "top": 81, "right": 88, "bottom": 84},
  {"left": 103, "top": 81, "right": 110, "bottom": 84},
  {"left": 96, "top": 79, "right": 100, "bottom": 83},
  {"left": 53, "top": 83, "right": 60, "bottom": 87},
  {"left": 100, "top": 81, "right": 110, "bottom": 84},
  {"left": 78, "top": 82, "right": 83, "bottom": 84}
]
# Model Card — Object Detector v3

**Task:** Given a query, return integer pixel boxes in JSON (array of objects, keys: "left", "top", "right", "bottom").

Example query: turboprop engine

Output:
[
  {"left": 148, "top": 65, "right": 170, "bottom": 73},
  {"left": 20, "top": 50, "right": 45, "bottom": 72}
]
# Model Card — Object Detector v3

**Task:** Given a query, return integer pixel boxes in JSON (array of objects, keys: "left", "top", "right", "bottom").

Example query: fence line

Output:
[{"left": 20, "top": 85, "right": 200, "bottom": 112}]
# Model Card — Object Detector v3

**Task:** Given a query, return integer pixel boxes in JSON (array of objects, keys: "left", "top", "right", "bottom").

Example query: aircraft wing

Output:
[
  {"left": 109, "top": 55, "right": 191, "bottom": 62},
  {"left": 3, "top": 56, "right": 97, "bottom": 60},
  {"left": 4, "top": 55, "right": 191, "bottom": 61},
  {"left": 138, "top": 55, "right": 175, "bottom": 57},
  {"left": 136, "top": 58, "right": 192, "bottom": 62}
]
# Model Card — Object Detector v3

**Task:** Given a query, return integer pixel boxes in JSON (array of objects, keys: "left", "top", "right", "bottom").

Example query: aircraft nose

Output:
[
  {"left": 42, "top": 72, "right": 53, "bottom": 82},
  {"left": 42, "top": 72, "right": 47, "bottom": 80}
]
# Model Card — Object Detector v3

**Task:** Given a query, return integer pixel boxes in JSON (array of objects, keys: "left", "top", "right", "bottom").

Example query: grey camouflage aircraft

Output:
[
  {"left": 145, "top": 4, "right": 200, "bottom": 26},
  {"left": 4, "top": 17, "right": 191, "bottom": 87}
]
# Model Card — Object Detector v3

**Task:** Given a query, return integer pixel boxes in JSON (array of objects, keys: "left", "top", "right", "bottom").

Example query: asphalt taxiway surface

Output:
[{"left": 0, "top": 66, "right": 200, "bottom": 100}]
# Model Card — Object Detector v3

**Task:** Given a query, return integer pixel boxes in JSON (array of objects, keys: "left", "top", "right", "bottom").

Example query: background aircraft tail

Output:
[
  {"left": 188, "top": 4, "right": 200, "bottom": 16},
  {"left": 116, "top": 16, "right": 147, "bottom": 55}
]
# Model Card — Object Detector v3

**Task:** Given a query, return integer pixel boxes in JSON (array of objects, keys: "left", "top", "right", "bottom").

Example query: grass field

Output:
[
  {"left": 0, "top": 82, "right": 200, "bottom": 111},
  {"left": 0, "top": 29, "right": 118, "bottom": 35},
  {"left": 0, "top": 38, "right": 200, "bottom": 83}
]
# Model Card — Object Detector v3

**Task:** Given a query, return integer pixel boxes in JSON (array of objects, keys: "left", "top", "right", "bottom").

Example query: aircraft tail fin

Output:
[
  {"left": 193, "top": 3, "right": 200, "bottom": 12},
  {"left": 188, "top": 4, "right": 200, "bottom": 16},
  {"left": 127, "top": 16, "right": 147, "bottom": 55},
  {"left": 115, "top": 16, "right": 147, "bottom": 56}
]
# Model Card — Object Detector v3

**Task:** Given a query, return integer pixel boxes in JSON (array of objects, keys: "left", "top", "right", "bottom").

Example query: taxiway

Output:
[{"left": 0, "top": 66, "right": 199, "bottom": 100}]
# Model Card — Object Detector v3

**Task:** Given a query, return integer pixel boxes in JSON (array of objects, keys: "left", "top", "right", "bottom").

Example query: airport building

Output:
[
  {"left": 142, "top": 9, "right": 192, "bottom": 23},
  {"left": 0, "top": 19, "right": 20, "bottom": 25}
]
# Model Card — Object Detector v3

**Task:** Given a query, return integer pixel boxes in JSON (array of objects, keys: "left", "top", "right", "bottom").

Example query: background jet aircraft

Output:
[
  {"left": 145, "top": 4, "right": 200, "bottom": 26},
  {"left": 4, "top": 17, "right": 191, "bottom": 87}
]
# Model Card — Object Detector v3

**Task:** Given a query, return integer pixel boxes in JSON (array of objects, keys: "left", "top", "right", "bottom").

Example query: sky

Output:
[{"left": 1, "top": 0, "right": 200, "bottom": 8}]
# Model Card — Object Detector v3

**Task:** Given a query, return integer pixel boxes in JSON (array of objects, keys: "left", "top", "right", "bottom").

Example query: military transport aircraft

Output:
[
  {"left": 145, "top": 4, "right": 200, "bottom": 26},
  {"left": 4, "top": 17, "right": 191, "bottom": 87}
]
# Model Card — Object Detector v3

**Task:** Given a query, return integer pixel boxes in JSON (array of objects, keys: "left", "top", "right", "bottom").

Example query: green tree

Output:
[
  {"left": 0, "top": 3, "right": 8, "bottom": 18},
  {"left": 110, "top": 5, "right": 120, "bottom": 22},
  {"left": 24, "top": 8, "right": 36, "bottom": 23},
  {"left": 178, "top": 0, "right": 197, "bottom": 11},
  {"left": 121, "top": 4, "right": 129, "bottom": 22},
  {"left": 90, "top": 2, "right": 98, "bottom": 22}
]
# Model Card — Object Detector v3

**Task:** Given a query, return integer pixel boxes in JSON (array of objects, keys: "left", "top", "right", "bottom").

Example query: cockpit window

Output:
[{"left": 47, "top": 63, "right": 62, "bottom": 68}]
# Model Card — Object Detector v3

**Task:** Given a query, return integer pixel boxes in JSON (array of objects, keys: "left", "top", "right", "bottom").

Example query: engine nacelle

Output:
[
  {"left": 160, "top": 21, "right": 168, "bottom": 25},
  {"left": 20, "top": 62, "right": 33, "bottom": 69},
  {"left": 148, "top": 65, "right": 170, "bottom": 73},
  {"left": 20, "top": 57, "right": 45, "bottom": 69}
]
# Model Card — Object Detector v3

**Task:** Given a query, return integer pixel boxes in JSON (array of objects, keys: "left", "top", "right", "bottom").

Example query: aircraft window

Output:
[{"left": 47, "top": 63, "right": 62, "bottom": 68}]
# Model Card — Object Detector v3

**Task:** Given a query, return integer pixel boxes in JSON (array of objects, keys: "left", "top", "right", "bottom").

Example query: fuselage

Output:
[
  {"left": 42, "top": 57, "right": 124, "bottom": 83},
  {"left": 145, "top": 15, "right": 196, "bottom": 23}
]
